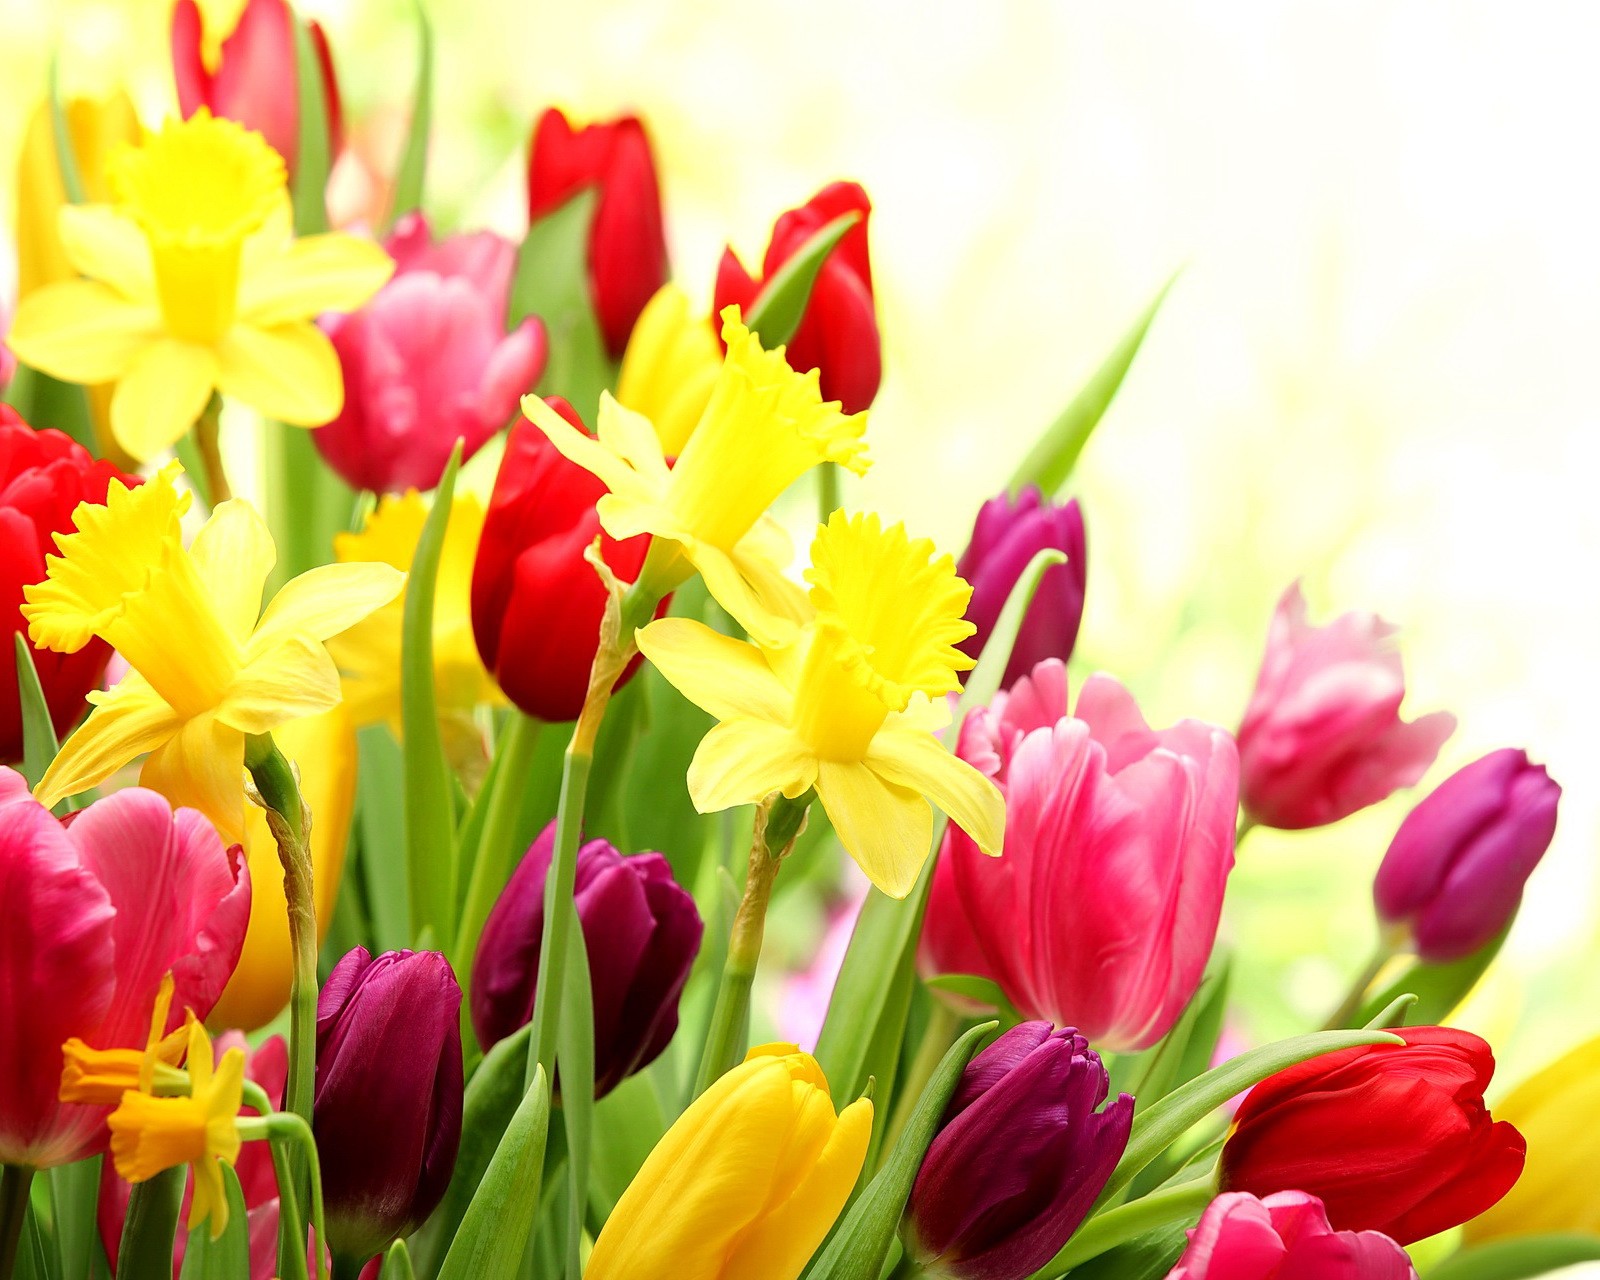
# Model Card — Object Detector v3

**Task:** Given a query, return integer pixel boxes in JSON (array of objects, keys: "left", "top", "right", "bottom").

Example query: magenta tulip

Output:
[
  {"left": 1238, "top": 583, "right": 1455, "bottom": 830},
  {"left": 313, "top": 212, "right": 548, "bottom": 494},
  {"left": 1168, "top": 1192, "right": 1416, "bottom": 1280},
  {"left": 0, "top": 768, "right": 249, "bottom": 1168},
  {"left": 919, "top": 661, "right": 1238, "bottom": 1052}
]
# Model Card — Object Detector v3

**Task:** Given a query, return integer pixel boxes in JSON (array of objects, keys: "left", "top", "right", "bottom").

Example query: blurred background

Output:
[{"left": 3, "top": 0, "right": 1596, "bottom": 1095}]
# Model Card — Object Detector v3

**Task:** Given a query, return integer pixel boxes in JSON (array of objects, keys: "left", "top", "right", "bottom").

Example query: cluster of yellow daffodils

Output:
[
  {"left": 7, "top": 111, "right": 393, "bottom": 461},
  {"left": 22, "top": 462, "right": 403, "bottom": 838}
]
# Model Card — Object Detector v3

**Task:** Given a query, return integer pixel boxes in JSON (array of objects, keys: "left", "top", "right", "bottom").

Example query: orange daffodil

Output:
[
  {"left": 21, "top": 463, "right": 404, "bottom": 839},
  {"left": 6, "top": 111, "right": 393, "bottom": 462},
  {"left": 637, "top": 512, "right": 1005, "bottom": 898}
]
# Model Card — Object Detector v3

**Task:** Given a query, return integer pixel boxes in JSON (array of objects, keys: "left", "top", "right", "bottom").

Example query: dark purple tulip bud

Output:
[
  {"left": 956, "top": 488, "right": 1087, "bottom": 689},
  {"left": 904, "top": 1022, "right": 1134, "bottom": 1280},
  {"left": 472, "top": 821, "right": 703, "bottom": 1097},
  {"left": 314, "top": 948, "right": 463, "bottom": 1268},
  {"left": 1373, "top": 748, "right": 1560, "bottom": 962}
]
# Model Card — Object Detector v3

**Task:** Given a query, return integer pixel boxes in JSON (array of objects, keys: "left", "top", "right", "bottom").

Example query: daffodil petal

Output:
[
  {"left": 188, "top": 1153, "right": 229, "bottom": 1238},
  {"left": 595, "top": 392, "right": 673, "bottom": 486},
  {"left": 34, "top": 676, "right": 181, "bottom": 809},
  {"left": 57, "top": 204, "right": 156, "bottom": 299},
  {"left": 251, "top": 562, "right": 407, "bottom": 656},
  {"left": 238, "top": 232, "right": 394, "bottom": 326},
  {"left": 686, "top": 719, "right": 817, "bottom": 813},
  {"left": 110, "top": 338, "right": 220, "bottom": 462},
  {"left": 636, "top": 618, "right": 791, "bottom": 722},
  {"left": 215, "top": 322, "right": 342, "bottom": 426},
  {"left": 521, "top": 393, "right": 661, "bottom": 509},
  {"left": 219, "top": 634, "right": 342, "bottom": 735},
  {"left": 815, "top": 760, "right": 932, "bottom": 898},
  {"left": 189, "top": 499, "right": 276, "bottom": 641},
  {"left": 139, "top": 713, "right": 247, "bottom": 842},
  {"left": 7, "top": 280, "right": 159, "bottom": 384},
  {"left": 867, "top": 726, "right": 1006, "bottom": 854}
]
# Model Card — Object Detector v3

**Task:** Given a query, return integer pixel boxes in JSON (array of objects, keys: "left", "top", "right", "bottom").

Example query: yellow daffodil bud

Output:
[{"left": 586, "top": 1043, "right": 871, "bottom": 1280}]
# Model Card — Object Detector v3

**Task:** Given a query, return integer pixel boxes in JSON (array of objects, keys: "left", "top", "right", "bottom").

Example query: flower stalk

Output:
[{"left": 0, "top": 1165, "right": 33, "bottom": 1280}]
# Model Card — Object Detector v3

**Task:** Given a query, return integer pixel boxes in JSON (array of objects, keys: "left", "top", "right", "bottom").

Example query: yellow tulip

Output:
[
  {"left": 636, "top": 511, "right": 1005, "bottom": 897},
  {"left": 207, "top": 703, "right": 357, "bottom": 1031},
  {"left": 586, "top": 1043, "right": 871, "bottom": 1280},
  {"left": 7, "top": 111, "right": 393, "bottom": 462},
  {"left": 1464, "top": 1033, "right": 1600, "bottom": 1240},
  {"left": 614, "top": 283, "right": 721, "bottom": 457}
]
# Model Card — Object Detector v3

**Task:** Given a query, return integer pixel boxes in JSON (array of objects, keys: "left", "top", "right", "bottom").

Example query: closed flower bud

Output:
[
  {"left": 1219, "top": 1026, "right": 1524, "bottom": 1245},
  {"left": 1168, "top": 1191, "right": 1416, "bottom": 1280},
  {"left": 586, "top": 1043, "right": 871, "bottom": 1280},
  {"left": 314, "top": 948, "right": 463, "bottom": 1268},
  {"left": 472, "top": 822, "right": 702, "bottom": 1097},
  {"left": 470, "top": 399, "right": 661, "bottom": 722},
  {"left": 1238, "top": 583, "right": 1455, "bottom": 830},
  {"left": 526, "top": 107, "right": 668, "bottom": 358},
  {"left": 714, "top": 181, "right": 881, "bottom": 413},
  {"left": 905, "top": 1023, "right": 1133, "bottom": 1280},
  {"left": 1373, "top": 749, "right": 1559, "bottom": 962},
  {"left": 956, "top": 488, "right": 1086, "bottom": 688}
]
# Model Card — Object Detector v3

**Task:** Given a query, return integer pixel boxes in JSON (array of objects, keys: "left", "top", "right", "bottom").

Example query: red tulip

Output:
[
  {"left": 1219, "top": 1026, "right": 1525, "bottom": 1244},
  {"left": 526, "top": 107, "right": 668, "bottom": 358},
  {"left": 171, "top": 0, "right": 341, "bottom": 175},
  {"left": 471, "top": 399, "right": 661, "bottom": 722},
  {"left": 713, "top": 181, "right": 881, "bottom": 413},
  {"left": 1, "top": 407, "right": 137, "bottom": 764}
]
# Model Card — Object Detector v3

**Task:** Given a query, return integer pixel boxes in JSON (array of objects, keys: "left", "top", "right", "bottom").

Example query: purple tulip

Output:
[
  {"left": 957, "top": 488, "right": 1087, "bottom": 689},
  {"left": 472, "top": 823, "right": 703, "bottom": 1097},
  {"left": 1373, "top": 749, "right": 1560, "bottom": 962},
  {"left": 314, "top": 948, "right": 463, "bottom": 1267},
  {"left": 905, "top": 1022, "right": 1134, "bottom": 1280}
]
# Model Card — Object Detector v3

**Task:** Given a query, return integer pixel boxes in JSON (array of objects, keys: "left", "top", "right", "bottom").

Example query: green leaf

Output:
[
  {"left": 379, "top": 1240, "right": 416, "bottom": 1280},
  {"left": 587, "top": 1073, "right": 665, "bottom": 1225},
  {"left": 115, "top": 1166, "right": 185, "bottom": 1280},
  {"left": 1006, "top": 274, "right": 1177, "bottom": 498},
  {"left": 1424, "top": 1235, "right": 1600, "bottom": 1280},
  {"left": 1364, "top": 992, "right": 1418, "bottom": 1029},
  {"left": 290, "top": 17, "right": 331, "bottom": 235},
  {"left": 554, "top": 914, "right": 594, "bottom": 1280},
  {"left": 50, "top": 1156, "right": 107, "bottom": 1280},
  {"left": 958, "top": 547, "right": 1067, "bottom": 717},
  {"left": 14, "top": 1207, "right": 52, "bottom": 1280},
  {"left": 436, "top": 1067, "right": 552, "bottom": 1280},
  {"left": 1033, "top": 1178, "right": 1213, "bottom": 1278},
  {"left": 177, "top": 1167, "right": 249, "bottom": 1280},
  {"left": 1100, "top": 1028, "right": 1402, "bottom": 1207},
  {"left": 741, "top": 211, "right": 860, "bottom": 349},
  {"left": 14, "top": 633, "right": 63, "bottom": 800},
  {"left": 387, "top": 0, "right": 434, "bottom": 227},
  {"left": 802, "top": 1021, "right": 996, "bottom": 1280},
  {"left": 1359, "top": 926, "right": 1510, "bottom": 1028},
  {"left": 403, "top": 445, "right": 461, "bottom": 947},
  {"left": 1166, "top": 958, "right": 1232, "bottom": 1099},
  {"left": 356, "top": 725, "right": 411, "bottom": 951},
  {"left": 923, "top": 973, "right": 1010, "bottom": 1012},
  {"left": 1114, "top": 961, "right": 1232, "bottom": 1113},
  {"left": 1038, "top": 1223, "right": 1190, "bottom": 1280}
]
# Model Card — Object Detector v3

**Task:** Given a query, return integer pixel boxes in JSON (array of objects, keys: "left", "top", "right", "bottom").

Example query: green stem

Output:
[
  {"left": 259, "top": 1114, "right": 328, "bottom": 1280},
  {"left": 817, "top": 459, "right": 841, "bottom": 523},
  {"left": 1041, "top": 1177, "right": 1215, "bottom": 1277},
  {"left": 1323, "top": 939, "right": 1397, "bottom": 1030},
  {"left": 116, "top": 1166, "right": 186, "bottom": 1280},
  {"left": 879, "top": 1000, "right": 961, "bottom": 1162},
  {"left": 0, "top": 1166, "right": 32, "bottom": 1280},
  {"left": 265, "top": 1137, "right": 311, "bottom": 1280},
  {"left": 194, "top": 394, "right": 231, "bottom": 506},
  {"left": 332, "top": 1259, "right": 364, "bottom": 1280}
]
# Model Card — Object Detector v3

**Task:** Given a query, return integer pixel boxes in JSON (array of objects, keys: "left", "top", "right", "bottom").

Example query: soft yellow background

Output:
[{"left": 4, "top": 0, "right": 1596, "bottom": 1089}]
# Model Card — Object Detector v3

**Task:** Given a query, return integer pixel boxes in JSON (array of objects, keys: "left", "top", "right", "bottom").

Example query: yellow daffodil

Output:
[
  {"left": 6, "top": 111, "right": 393, "bottom": 462},
  {"left": 614, "top": 283, "right": 721, "bottom": 456},
  {"left": 587, "top": 1043, "right": 871, "bottom": 1280},
  {"left": 108, "top": 1020, "right": 244, "bottom": 1240},
  {"left": 60, "top": 973, "right": 192, "bottom": 1106},
  {"left": 522, "top": 306, "right": 868, "bottom": 638},
  {"left": 327, "top": 490, "right": 501, "bottom": 775},
  {"left": 637, "top": 511, "right": 1005, "bottom": 897},
  {"left": 21, "top": 463, "right": 404, "bottom": 840},
  {"left": 208, "top": 705, "right": 358, "bottom": 1031}
]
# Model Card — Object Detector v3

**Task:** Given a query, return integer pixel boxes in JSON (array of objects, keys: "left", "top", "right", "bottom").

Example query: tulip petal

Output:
[
  {"left": 686, "top": 719, "right": 816, "bottom": 812},
  {"left": 139, "top": 712, "right": 248, "bottom": 843},
  {"left": 816, "top": 760, "right": 932, "bottom": 899},
  {"left": 238, "top": 233, "right": 395, "bottom": 327},
  {"left": 215, "top": 321, "right": 343, "bottom": 426},
  {"left": 219, "top": 634, "right": 343, "bottom": 734},
  {"left": 35, "top": 676, "right": 181, "bottom": 811},
  {"left": 868, "top": 726, "right": 1006, "bottom": 855},
  {"left": 110, "top": 338, "right": 220, "bottom": 462},
  {"left": 57, "top": 205, "right": 157, "bottom": 300},
  {"left": 7, "top": 281, "right": 160, "bottom": 384},
  {"left": 637, "top": 618, "right": 790, "bottom": 722},
  {"left": 249, "top": 561, "right": 407, "bottom": 656},
  {"left": 188, "top": 499, "right": 277, "bottom": 642}
]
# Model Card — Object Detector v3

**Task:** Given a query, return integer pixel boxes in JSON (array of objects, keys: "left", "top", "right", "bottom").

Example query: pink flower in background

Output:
[
  {"left": 313, "top": 213, "right": 548, "bottom": 494},
  {"left": 1238, "top": 583, "right": 1454, "bottom": 830},
  {"left": 1168, "top": 1192, "right": 1416, "bottom": 1279},
  {"left": 776, "top": 888, "right": 864, "bottom": 1049},
  {"left": 919, "top": 661, "right": 1238, "bottom": 1052},
  {"left": 0, "top": 770, "right": 250, "bottom": 1168}
]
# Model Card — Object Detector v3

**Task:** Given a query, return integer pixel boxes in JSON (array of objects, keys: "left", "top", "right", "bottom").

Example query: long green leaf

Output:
[
  {"left": 387, "top": 0, "right": 433, "bottom": 227},
  {"left": 741, "top": 212, "right": 860, "bottom": 349},
  {"left": 1040, "top": 1224, "right": 1190, "bottom": 1280},
  {"left": 1424, "top": 1235, "right": 1600, "bottom": 1280},
  {"left": 356, "top": 724, "right": 410, "bottom": 950},
  {"left": 403, "top": 446, "right": 461, "bottom": 947},
  {"left": 115, "top": 1167, "right": 185, "bottom": 1280},
  {"left": 14, "top": 1207, "right": 51, "bottom": 1280},
  {"left": 1006, "top": 274, "right": 1177, "bottom": 497},
  {"left": 14, "top": 634, "right": 61, "bottom": 797},
  {"left": 587, "top": 1073, "right": 665, "bottom": 1225},
  {"left": 556, "top": 915, "right": 594, "bottom": 1280},
  {"left": 290, "top": 18, "right": 331, "bottom": 235},
  {"left": 379, "top": 1240, "right": 416, "bottom": 1280},
  {"left": 1358, "top": 926, "right": 1510, "bottom": 1028},
  {"left": 959, "top": 547, "right": 1066, "bottom": 715},
  {"left": 803, "top": 1022, "right": 996, "bottom": 1280},
  {"left": 436, "top": 1067, "right": 551, "bottom": 1280},
  {"left": 49, "top": 1156, "right": 105, "bottom": 1280},
  {"left": 177, "top": 1168, "right": 249, "bottom": 1280}
]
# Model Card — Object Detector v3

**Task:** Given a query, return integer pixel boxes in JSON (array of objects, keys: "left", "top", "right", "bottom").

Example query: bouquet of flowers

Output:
[{"left": 0, "top": 5, "right": 1585, "bottom": 1280}]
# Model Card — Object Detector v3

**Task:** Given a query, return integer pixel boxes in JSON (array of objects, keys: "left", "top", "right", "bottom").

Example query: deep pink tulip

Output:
[
  {"left": 1168, "top": 1192, "right": 1416, "bottom": 1280},
  {"left": 1238, "top": 583, "right": 1455, "bottom": 830},
  {"left": 0, "top": 768, "right": 250, "bottom": 1168},
  {"left": 313, "top": 212, "right": 548, "bottom": 494},
  {"left": 919, "top": 661, "right": 1238, "bottom": 1052}
]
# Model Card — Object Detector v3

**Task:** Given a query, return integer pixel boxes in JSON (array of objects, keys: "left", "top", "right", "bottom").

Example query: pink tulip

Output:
[
  {"left": 1238, "top": 584, "right": 1455, "bottom": 830},
  {"left": 919, "top": 662, "right": 1238, "bottom": 1052},
  {"left": 1168, "top": 1192, "right": 1416, "bottom": 1280},
  {"left": 0, "top": 768, "right": 249, "bottom": 1168},
  {"left": 313, "top": 212, "right": 548, "bottom": 494}
]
